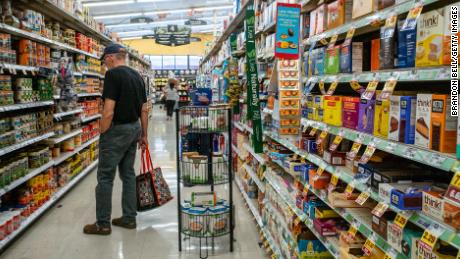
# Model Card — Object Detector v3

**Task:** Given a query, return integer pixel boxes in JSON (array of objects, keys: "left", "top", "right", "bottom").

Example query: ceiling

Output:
[{"left": 83, "top": 0, "right": 234, "bottom": 39}]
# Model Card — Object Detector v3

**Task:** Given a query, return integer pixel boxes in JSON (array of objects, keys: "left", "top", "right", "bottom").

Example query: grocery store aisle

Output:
[{"left": 2, "top": 107, "right": 265, "bottom": 259}]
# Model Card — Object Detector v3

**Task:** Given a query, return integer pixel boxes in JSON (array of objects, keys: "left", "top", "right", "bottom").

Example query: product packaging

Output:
[
  {"left": 323, "top": 150, "right": 347, "bottom": 165},
  {"left": 342, "top": 97, "right": 360, "bottom": 130},
  {"left": 430, "top": 94, "right": 456, "bottom": 153},
  {"left": 390, "top": 183, "right": 432, "bottom": 210},
  {"left": 325, "top": 46, "right": 340, "bottom": 74},
  {"left": 370, "top": 38, "right": 380, "bottom": 71},
  {"left": 373, "top": 98, "right": 390, "bottom": 138},
  {"left": 380, "top": 25, "right": 396, "bottom": 69},
  {"left": 396, "top": 20, "right": 417, "bottom": 68},
  {"left": 415, "top": 8, "right": 445, "bottom": 67},
  {"left": 377, "top": 0, "right": 394, "bottom": 9},
  {"left": 422, "top": 190, "right": 445, "bottom": 221},
  {"left": 340, "top": 42, "right": 363, "bottom": 73},
  {"left": 327, "top": 0, "right": 352, "bottom": 29},
  {"left": 372, "top": 210, "right": 396, "bottom": 240},
  {"left": 316, "top": 5, "right": 327, "bottom": 35},
  {"left": 323, "top": 96, "right": 342, "bottom": 126},
  {"left": 414, "top": 94, "right": 432, "bottom": 148},
  {"left": 357, "top": 98, "right": 375, "bottom": 134},
  {"left": 388, "top": 95, "right": 416, "bottom": 144},
  {"left": 443, "top": 200, "right": 460, "bottom": 230},
  {"left": 352, "top": 0, "right": 376, "bottom": 19}
]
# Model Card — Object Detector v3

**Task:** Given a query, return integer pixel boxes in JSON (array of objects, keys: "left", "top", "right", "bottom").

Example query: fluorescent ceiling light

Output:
[
  {"left": 106, "top": 16, "right": 229, "bottom": 28},
  {"left": 120, "top": 36, "right": 142, "bottom": 40},
  {"left": 83, "top": 0, "right": 133, "bottom": 7},
  {"left": 94, "top": 5, "right": 233, "bottom": 19}
]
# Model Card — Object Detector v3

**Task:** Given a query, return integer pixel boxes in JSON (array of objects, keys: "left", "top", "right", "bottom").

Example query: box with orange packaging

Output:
[
  {"left": 82, "top": 120, "right": 100, "bottom": 143},
  {"left": 17, "top": 39, "right": 51, "bottom": 67},
  {"left": 80, "top": 99, "right": 101, "bottom": 117},
  {"left": 303, "top": 92, "right": 458, "bottom": 154}
]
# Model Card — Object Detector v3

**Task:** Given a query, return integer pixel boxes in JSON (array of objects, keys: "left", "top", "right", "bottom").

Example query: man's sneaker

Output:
[
  {"left": 112, "top": 217, "right": 137, "bottom": 229},
  {"left": 83, "top": 223, "right": 111, "bottom": 235}
]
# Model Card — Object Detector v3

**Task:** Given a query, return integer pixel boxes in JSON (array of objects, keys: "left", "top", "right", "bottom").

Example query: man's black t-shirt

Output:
[{"left": 103, "top": 66, "right": 147, "bottom": 124}]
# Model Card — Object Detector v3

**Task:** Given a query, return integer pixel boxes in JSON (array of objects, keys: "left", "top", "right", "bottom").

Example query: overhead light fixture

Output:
[
  {"left": 120, "top": 36, "right": 143, "bottom": 40},
  {"left": 94, "top": 5, "right": 233, "bottom": 19},
  {"left": 106, "top": 16, "right": 228, "bottom": 28},
  {"left": 83, "top": 0, "right": 133, "bottom": 7}
]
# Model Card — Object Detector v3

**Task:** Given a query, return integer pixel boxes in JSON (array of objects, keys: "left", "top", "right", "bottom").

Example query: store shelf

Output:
[
  {"left": 81, "top": 114, "right": 102, "bottom": 123},
  {"left": 53, "top": 136, "right": 100, "bottom": 165},
  {"left": 243, "top": 164, "right": 265, "bottom": 193},
  {"left": 0, "top": 63, "right": 40, "bottom": 74},
  {"left": 0, "top": 159, "right": 98, "bottom": 251},
  {"left": 232, "top": 144, "right": 246, "bottom": 160},
  {"left": 233, "top": 121, "right": 245, "bottom": 132},
  {"left": 304, "top": 66, "right": 451, "bottom": 83},
  {"left": 200, "top": 1, "right": 250, "bottom": 66},
  {"left": 243, "top": 143, "right": 265, "bottom": 165},
  {"left": 74, "top": 71, "right": 105, "bottom": 78},
  {"left": 265, "top": 171, "right": 339, "bottom": 258},
  {"left": 77, "top": 93, "right": 102, "bottom": 98},
  {"left": 235, "top": 177, "right": 264, "bottom": 228},
  {"left": 0, "top": 132, "right": 55, "bottom": 157},
  {"left": 53, "top": 109, "right": 83, "bottom": 120},
  {"left": 301, "top": 118, "right": 456, "bottom": 172},
  {"left": 0, "top": 160, "right": 54, "bottom": 197},
  {"left": 265, "top": 129, "right": 460, "bottom": 252},
  {"left": 48, "top": 129, "right": 83, "bottom": 145},
  {"left": 0, "top": 23, "right": 99, "bottom": 59},
  {"left": 0, "top": 101, "right": 54, "bottom": 113},
  {"left": 303, "top": 0, "right": 439, "bottom": 46}
]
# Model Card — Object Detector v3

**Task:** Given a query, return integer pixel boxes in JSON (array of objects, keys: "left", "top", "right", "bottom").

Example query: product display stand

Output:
[{"left": 176, "top": 106, "right": 233, "bottom": 258}]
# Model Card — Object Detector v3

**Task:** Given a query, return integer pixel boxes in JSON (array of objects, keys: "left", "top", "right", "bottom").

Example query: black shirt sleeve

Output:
[{"left": 103, "top": 70, "right": 120, "bottom": 101}]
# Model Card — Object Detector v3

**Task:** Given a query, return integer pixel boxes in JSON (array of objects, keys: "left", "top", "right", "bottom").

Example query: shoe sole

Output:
[
  {"left": 83, "top": 230, "right": 111, "bottom": 235},
  {"left": 112, "top": 223, "right": 136, "bottom": 229}
]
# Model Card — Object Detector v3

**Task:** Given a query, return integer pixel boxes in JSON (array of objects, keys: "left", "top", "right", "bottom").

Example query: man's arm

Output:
[
  {"left": 101, "top": 99, "right": 116, "bottom": 134},
  {"left": 138, "top": 102, "right": 149, "bottom": 149}
]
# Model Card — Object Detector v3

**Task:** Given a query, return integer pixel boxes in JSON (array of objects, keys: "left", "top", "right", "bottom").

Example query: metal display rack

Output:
[{"left": 175, "top": 106, "right": 234, "bottom": 259}]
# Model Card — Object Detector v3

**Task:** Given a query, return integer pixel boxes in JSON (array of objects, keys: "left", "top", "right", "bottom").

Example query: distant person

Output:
[
  {"left": 83, "top": 43, "right": 149, "bottom": 235},
  {"left": 163, "top": 78, "right": 179, "bottom": 120}
]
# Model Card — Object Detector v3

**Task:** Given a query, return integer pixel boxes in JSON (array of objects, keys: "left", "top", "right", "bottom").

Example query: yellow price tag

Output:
[
  {"left": 362, "top": 238, "right": 375, "bottom": 256},
  {"left": 347, "top": 225, "right": 358, "bottom": 238},
  {"left": 450, "top": 172, "right": 460, "bottom": 189},
  {"left": 350, "top": 80, "right": 363, "bottom": 93},
  {"left": 319, "top": 80, "right": 326, "bottom": 95},
  {"left": 316, "top": 166, "right": 325, "bottom": 176},
  {"left": 394, "top": 213, "right": 409, "bottom": 229},
  {"left": 309, "top": 127, "right": 317, "bottom": 136},
  {"left": 385, "top": 14, "right": 397, "bottom": 28},
  {"left": 328, "top": 34, "right": 338, "bottom": 47},
  {"left": 294, "top": 217, "right": 302, "bottom": 225},
  {"left": 319, "top": 131, "right": 328, "bottom": 140},
  {"left": 320, "top": 38, "right": 328, "bottom": 45},
  {"left": 264, "top": 240, "right": 269, "bottom": 247},
  {"left": 421, "top": 229, "right": 439, "bottom": 249},
  {"left": 330, "top": 174, "right": 339, "bottom": 186},
  {"left": 355, "top": 191, "right": 370, "bottom": 205},
  {"left": 345, "top": 183, "right": 354, "bottom": 197},
  {"left": 303, "top": 184, "right": 310, "bottom": 194},
  {"left": 329, "top": 135, "right": 343, "bottom": 151},
  {"left": 271, "top": 254, "right": 276, "bottom": 259},
  {"left": 372, "top": 202, "right": 389, "bottom": 217}
]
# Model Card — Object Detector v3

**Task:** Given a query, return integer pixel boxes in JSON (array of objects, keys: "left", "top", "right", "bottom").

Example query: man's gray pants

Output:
[{"left": 96, "top": 121, "right": 141, "bottom": 227}]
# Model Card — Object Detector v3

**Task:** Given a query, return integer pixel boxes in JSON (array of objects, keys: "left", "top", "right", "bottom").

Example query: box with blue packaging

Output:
[
  {"left": 390, "top": 184, "right": 432, "bottom": 210},
  {"left": 339, "top": 42, "right": 363, "bottom": 73},
  {"left": 388, "top": 95, "right": 416, "bottom": 144},
  {"left": 397, "top": 20, "right": 416, "bottom": 68}
]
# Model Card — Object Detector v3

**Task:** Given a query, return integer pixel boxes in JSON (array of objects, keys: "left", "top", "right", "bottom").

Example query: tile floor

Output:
[{"left": 2, "top": 108, "right": 266, "bottom": 259}]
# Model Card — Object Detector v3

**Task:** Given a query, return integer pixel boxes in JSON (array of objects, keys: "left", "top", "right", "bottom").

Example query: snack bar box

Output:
[
  {"left": 342, "top": 96, "right": 360, "bottom": 130},
  {"left": 388, "top": 95, "right": 416, "bottom": 144},
  {"left": 357, "top": 98, "right": 375, "bottom": 134},
  {"left": 323, "top": 96, "right": 342, "bottom": 127},
  {"left": 374, "top": 98, "right": 390, "bottom": 138},
  {"left": 415, "top": 8, "right": 445, "bottom": 67},
  {"left": 430, "top": 94, "right": 456, "bottom": 153},
  {"left": 390, "top": 183, "right": 432, "bottom": 210},
  {"left": 415, "top": 94, "right": 432, "bottom": 148}
]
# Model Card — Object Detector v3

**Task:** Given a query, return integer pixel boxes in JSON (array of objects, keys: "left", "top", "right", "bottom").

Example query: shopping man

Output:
[{"left": 84, "top": 43, "right": 149, "bottom": 235}]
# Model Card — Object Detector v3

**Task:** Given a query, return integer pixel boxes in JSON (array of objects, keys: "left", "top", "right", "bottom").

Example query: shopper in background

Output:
[
  {"left": 83, "top": 43, "right": 149, "bottom": 235},
  {"left": 163, "top": 78, "right": 179, "bottom": 120}
]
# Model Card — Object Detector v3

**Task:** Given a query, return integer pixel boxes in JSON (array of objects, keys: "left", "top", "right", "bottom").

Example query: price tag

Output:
[
  {"left": 350, "top": 80, "right": 364, "bottom": 93},
  {"left": 421, "top": 224, "right": 444, "bottom": 249},
  {"left": 362, "top": 238, "right": 376, "bottom": 256},
  {"left": 303, "top": 184, "right": 310, "bottom": 194},
  {"left": 327, "top": 34, "right": 338, "bottom": 49},
  {"left": 320, "top": 38, "right": 328, "bottom": 45},
  {"left": 343, "top": 27, "right": 356, "bottom": 46},
  {"left": 319, "top": 80, "right": 326, "bottom": 95},
  {"left": 271, "top": 254, "right": 276, "bottom": 259},
  {"left": 359, "top": 145, "right": 376, "bottom": 164},
  {"left": 316, "top": 166, "right": 325, "bottom": 176},
  {"left": 431, "top": 154, "right": 447, "bottom": 167},
  {"left": 394, "top": 213, "right": 409, "bottom": 229},
  {"left": 309, "top": 127, "right": 317, "bottom": 136},
  {"left": 330, "top": 174, "right": 339, "bottom": 186},
  {"left": 317, "top": 131, "right": 328, "bottom": 145},
  {"left": 347, "top": 142, "right": 362, "bottom": 160},
  {"left": 402, "top": 3, "right": 423, "bottom": 31},
  {"left": 294, "top": 217, "right": 302, "bottom": 225},
  {"left": 347, "top": 224, "right": 358, "bottom": 238},
  {"left": 355, "top": 191, "right": 370, "bottom": 205},
  {"left": 371, "top": 202, "right": 389, "bottom": 217},
  {"left": 379, "top": 78, "right": 398, "bottom": 100},
  {"left": 329, "top": 135, "right": 343, "bottom": 152},
  {"left": 326, "top": 80, "right": 338, "bottom": 95},
  {"left": 450, "top": 172, "right": 460, "bottom": 189},
  {"left": 345, "top": 183, "right": 355, "bottom": 198},
  {"left": 385, "top": 14, "right": 398, "bottom": 28},
  {"left": 361, "top": 80, "right": 379, "bottom": 100},
  {"left": 22, "top": 69, "right": 27, "bottom": 75}
]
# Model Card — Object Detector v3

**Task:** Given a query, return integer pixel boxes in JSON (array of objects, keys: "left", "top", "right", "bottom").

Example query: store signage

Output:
[
  {"left": 154, "top": 25, "right": 191, "bottom": 46},
  {"left": 185, "top": 19, "right": 207, "bottom": 26},
  {"left": 245, "top": 3, "right": 263, "bottom": 153},
  {"left": 274, "top": 3, "right": 301, "bottom": 59}
]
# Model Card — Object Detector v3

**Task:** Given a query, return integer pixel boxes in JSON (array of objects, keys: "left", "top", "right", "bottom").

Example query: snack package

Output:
[
  {"left": 430, "top": 94, "right": 456, "bottom": 153},
  {"left": 340, "top": 42, "right": 363, "bottom": 73},
  {"left": 414, "top": 94, "right": 432, "bottom": 148},
  {"left": 397, "top": 20, "right": 417, "bottom": 68},
  {"left": 388, "top": 96, "right": 416, "bottom": 144},
  {"left": 415, "top": 8, "right": 445, "bottom": 67},
  {"left": 374, "top": 98, "right": 390, "bottom": 138},
  {"left": 352, "top": 0, "right": 376, "bottom": 19}
]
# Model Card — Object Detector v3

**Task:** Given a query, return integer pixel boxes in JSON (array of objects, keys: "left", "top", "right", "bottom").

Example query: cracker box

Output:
[
  {"left": 342, "top": 97, "right": 360, "bottom": 130},
  {"left": 325, "top": 46, "right": 340, "bottom": 75},
  {"left": 430, "top": 94, "right": 456, "bottom": 153},
  {"left": 340, "top": 42, "right": 363, "bottom": 73},
  {"left": 373, "top": 98, "right": 390, "bottom": 138},
  {"left": 422, "top": 190, "right": 444, "bottom": 221},
  {"left": 323, "top": 96, "right": 342, "bottom": 126},
  {"left": 357, "top": 98, "right": 375, "bottom": 134},
  {"left": 415, "top": 94, "right": 432, "bottom": 148},
  {"left": 397, "top": 20, "right": 417, "bottom": 68},
  {"left": 388, "top": 96, "right": 416, "bottom": 144},
  {"left": 352, "top": 0, "right": 376, "bottom": 19},
  {"left": 415, "top": 8, "right": 445, "bottom": 67},
  {"left": 370, "top": 38, "right": 380, "bottom": 71}
]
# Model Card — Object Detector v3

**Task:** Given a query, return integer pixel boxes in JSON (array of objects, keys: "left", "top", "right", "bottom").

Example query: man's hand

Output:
[{"left": 138, "top": 135, "right": 148, "bottom": 150}]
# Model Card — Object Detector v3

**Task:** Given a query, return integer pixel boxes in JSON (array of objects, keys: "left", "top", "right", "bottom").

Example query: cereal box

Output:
[
  {"left": 430, "top": 94, "right": 456, "bottom": 153},
  {"left": 415, "top": 94, "right": 432, "bottom": 148},
  {"left": 323, "top": 96, "right": 342, "bottom": 127},
  {"left": 415, "top": 8, "right": 445, "bottom": 67}
]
